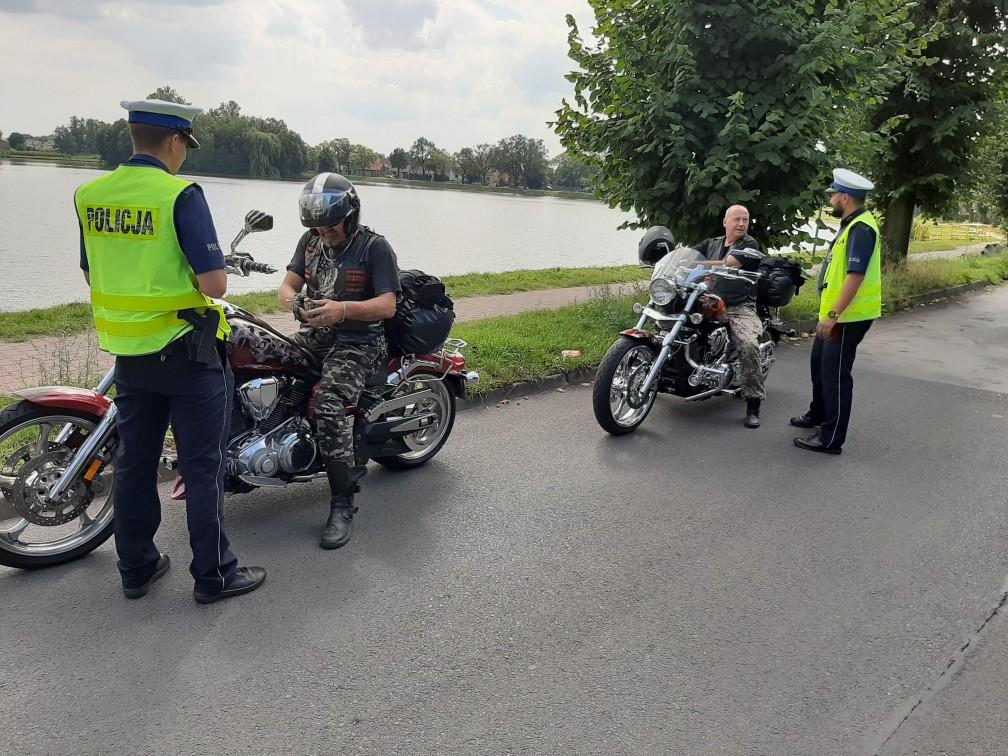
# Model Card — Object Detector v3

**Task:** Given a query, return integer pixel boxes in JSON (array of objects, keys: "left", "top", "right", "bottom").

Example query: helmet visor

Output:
[{"left": 299, "top": 190, "right": 353, "bottom": 227}]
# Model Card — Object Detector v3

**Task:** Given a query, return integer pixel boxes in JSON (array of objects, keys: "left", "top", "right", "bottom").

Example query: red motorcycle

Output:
[{"left": 0, "top": 210, "right": 478, "bottom": 569}]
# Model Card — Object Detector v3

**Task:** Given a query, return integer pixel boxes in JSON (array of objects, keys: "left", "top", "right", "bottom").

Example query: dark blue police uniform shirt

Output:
[
  {"left": 79, "top": 155, "right": 225, "bottom": 274},
  {"left": 842, "top": 208, "right": 875, "bottom": 275}
]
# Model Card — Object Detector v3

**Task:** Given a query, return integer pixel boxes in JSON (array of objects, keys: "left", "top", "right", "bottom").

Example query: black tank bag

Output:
[
  {"left": 385, "top": 269, "right": 456, "bottom": 357},
  {"left": 756, "top": 257, "right": 805, "bottom": 307}
]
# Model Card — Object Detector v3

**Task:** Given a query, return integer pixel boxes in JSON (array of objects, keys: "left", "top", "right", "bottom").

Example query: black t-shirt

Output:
[
  {"left": 692, "top": 234, "right": 762, "bottom": 262},
  {"left": 693, "top": 235, "right": 763, "bottom": 307},
  {"left": 287, "top": 227, "right": 401, "bottom": 343}
]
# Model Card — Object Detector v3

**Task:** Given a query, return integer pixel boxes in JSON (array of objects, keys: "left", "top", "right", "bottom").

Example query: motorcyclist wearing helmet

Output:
[{"left": 278, "top": 173, "right": 401, "bottom": 549}]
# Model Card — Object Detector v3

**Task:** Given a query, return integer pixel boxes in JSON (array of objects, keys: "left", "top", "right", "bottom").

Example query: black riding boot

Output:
[
  {"left": 321, "top": 461, "right": 368, "bottom": 550},
  {"left": 744, "top": 398, "right": 761, "bottom": 429}
]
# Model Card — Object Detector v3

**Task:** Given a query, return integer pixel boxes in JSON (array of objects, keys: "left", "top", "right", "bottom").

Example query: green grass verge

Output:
[
  {"left": 0, "top": 303, "right": 95, "bottom": 342},
  {"left": 0, "top": 266, "right": 650, "bottom": 342},
  {"left": 2, "top": 150, "right": 103, "bottom": 166},
  {"left": 455, "top": 254, "right": 1008, "bottom": 395},
  {"left": 451, "top": 286, "right": 643, "bottom": 393},
  {"left": 908, "top": 240, "right": 983, "bottom": 255},
  {"left": 442, "top": 265, "right": 648, "bottom": 298}
]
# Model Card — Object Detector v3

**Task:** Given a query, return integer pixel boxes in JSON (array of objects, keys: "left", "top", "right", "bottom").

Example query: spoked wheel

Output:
[
  {"left": 592, "top": 337, "right": 659, "bottom": 435},
  {"left": 0, "top": 402, "right": 116, "bottom": 569},
  {"left": 373, "top": 379, "right": 456, "bottom": 470}
]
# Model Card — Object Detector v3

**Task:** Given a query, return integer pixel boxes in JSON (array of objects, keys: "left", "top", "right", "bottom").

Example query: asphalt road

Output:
[{"left": 2, "top": 287, "right": 1008, "bottom": 755}]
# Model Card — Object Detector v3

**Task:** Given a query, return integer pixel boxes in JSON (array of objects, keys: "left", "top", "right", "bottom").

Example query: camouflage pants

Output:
[
  {"left": 727, "top": 305, "right": 766, "bottom": 400},
  {"left": 290, "top": 329, "right": 387, "bottom": 464}
]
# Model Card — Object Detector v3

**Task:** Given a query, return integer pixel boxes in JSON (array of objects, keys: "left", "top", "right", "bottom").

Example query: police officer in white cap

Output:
[
  {"left": 791, "top": 168, "right": 883, "bottom": 454},
  {"left": 75, "top": 99, "right": 266, "bottom": 601}
]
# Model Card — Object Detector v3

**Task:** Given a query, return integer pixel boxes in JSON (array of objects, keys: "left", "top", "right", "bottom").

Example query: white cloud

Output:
[{"left": 0, "top": 0, "right": 599, "bottom": 156}]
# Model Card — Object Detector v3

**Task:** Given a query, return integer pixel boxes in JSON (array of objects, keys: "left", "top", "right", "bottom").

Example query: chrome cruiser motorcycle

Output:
[
  {"left": 592, "top": 227, "right": 803, "bottom": 435},
  {"left": 0, "top": 210, "right": 478, "bottom": 569}
]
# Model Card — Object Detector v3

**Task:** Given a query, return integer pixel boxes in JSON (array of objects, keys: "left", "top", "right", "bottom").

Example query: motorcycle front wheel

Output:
[
  {"left": 0, "top": 401, "right": 116, "bottom": 569},
  {"left": 592, "top": 337, "right": 658, "bottom": 435}
]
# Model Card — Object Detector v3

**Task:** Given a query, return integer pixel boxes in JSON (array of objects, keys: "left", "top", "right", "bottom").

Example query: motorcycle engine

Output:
[
  {"left": 706, "top": 327, "right": 729, "bottom": 360},
  {"left": 238, "top": 377, "right": 282, "bottom": 423},
  {"left": 233, "top": 418, "right": 316, "bottom": 478}
]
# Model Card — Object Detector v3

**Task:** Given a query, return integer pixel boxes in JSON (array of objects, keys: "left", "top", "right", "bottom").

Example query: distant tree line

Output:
[{"left": 22, "top": 85, "right": 597, "bottom": 193}]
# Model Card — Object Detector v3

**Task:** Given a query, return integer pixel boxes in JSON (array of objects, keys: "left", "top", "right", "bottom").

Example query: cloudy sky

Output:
[{"left": 1, "top": 0, "right": 596, "bottom": 156}]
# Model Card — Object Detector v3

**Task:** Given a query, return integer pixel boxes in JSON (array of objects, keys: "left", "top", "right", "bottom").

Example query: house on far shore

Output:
[
  {"left": 365, "top": 156, "right": 393, "bottom": 178},
  {"left": 23, "top": 137, "right": 57, "bottom": 152}
]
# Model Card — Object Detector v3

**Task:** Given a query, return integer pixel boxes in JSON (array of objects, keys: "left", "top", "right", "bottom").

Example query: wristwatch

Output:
[{"left": 827, "top": 310, "right": 839, "bottom": 320}]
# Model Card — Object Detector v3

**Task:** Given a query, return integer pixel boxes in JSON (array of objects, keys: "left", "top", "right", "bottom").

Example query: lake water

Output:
[{"left": 0, "top": 160, "right": 639, "bottom": 312}]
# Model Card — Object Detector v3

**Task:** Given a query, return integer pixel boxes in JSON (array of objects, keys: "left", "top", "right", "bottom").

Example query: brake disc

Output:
[
  {"left": 625, "top": 365, "right": 651, "bottom": 408},
  {"left": 11, "top": 451, "right": 94, "bottom": 526}
]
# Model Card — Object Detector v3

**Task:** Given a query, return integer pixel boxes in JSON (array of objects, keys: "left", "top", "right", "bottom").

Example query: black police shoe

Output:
[
  {"left": 122, "top": 554, "right": 171, "bottom": 599},
  {"left": 789, "top": 413, "right": 821, "bottom": 429},
  {"left": 744, "top": 399, "right": 761, "bottom": 429},
  {"left": 193, "top": 566, "right": 267, "bottom": 604},
  {"left": 793, "top": 435, "right": 842, "bottom": 455},
  {"left": 320, "top": 496, "right": 356, "bottom": 550}
]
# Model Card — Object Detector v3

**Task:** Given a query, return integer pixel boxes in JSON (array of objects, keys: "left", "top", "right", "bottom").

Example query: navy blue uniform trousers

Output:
[
  {"left": 112, "top": 338, "right": 238, "bottom": 594},
  {"left": 807, "top": 319, "right": 873, "bottom": 450}
]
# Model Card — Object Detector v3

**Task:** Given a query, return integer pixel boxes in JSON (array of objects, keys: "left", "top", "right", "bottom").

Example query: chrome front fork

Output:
[
  {"left": 637, "top": 287, "right": 704, "bottom": 397},
  {"left": 46, "top": 368, "right": 118, "bottom": 503}
]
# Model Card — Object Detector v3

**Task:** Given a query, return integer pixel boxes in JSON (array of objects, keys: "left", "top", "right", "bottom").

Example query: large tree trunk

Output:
[{"left": 883, "top": 193, "right": 915, "bottom": 266}]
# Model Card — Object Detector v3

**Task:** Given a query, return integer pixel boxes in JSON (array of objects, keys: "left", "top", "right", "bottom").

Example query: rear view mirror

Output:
[
  {"left": 244, "top": 210, "right": 273, "bottom": 233},
  {"left": 231, "top": 209, "right": 273, "bottom": 252}
]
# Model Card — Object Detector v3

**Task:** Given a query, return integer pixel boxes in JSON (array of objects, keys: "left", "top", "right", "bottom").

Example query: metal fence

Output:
[{"left": 911, "top": 222, "right": 1003, "bottom": 242}]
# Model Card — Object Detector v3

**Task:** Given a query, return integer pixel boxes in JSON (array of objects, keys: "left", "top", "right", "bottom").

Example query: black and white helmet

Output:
[{"left": 299, "top": 172, "right": 360, "bottom": 233}]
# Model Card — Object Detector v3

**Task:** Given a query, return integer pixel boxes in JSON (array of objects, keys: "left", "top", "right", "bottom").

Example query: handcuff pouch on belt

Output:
[{"left": 177, "top": 308, "right": 222, "bottom": 366}]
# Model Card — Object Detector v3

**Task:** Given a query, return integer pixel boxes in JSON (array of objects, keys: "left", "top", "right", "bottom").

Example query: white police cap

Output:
[
  {"left": 120, "top": 99, "right": 202, "bottom": 148},
  {"left": 827, "top": 168, "right": 874, "bottom": 199}
]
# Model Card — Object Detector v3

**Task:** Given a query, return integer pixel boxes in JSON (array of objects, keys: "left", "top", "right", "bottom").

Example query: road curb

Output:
[{"left": 458, "top": 367, "right": 597, "bottom": 411}]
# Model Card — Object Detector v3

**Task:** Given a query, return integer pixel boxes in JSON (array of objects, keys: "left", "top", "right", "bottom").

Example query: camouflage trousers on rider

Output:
[
  {"left": 727, "top": 305, "right": 766, "bottom": 401},
  {"left": 289, "top": 328, "right": 388, "bottom": 465}
]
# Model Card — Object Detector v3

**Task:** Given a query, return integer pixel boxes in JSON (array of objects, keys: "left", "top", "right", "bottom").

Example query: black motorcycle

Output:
[{"left": 592, "top": 227, "right": 804, "bottom": 435}]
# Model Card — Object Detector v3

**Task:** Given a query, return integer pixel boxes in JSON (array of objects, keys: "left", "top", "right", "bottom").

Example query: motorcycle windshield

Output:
[{"left": 652, "top": 247, "right": 706, "bottom": 284}]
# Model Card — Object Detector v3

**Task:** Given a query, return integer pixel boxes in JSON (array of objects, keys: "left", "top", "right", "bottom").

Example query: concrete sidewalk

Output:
[{"left": 0, "top": 283, "right": 639, "bottom": 395}]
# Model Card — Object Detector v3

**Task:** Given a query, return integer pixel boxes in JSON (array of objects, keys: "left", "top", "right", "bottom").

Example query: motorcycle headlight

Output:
[{"left": 649, "top": 277, "right": 676, "bottom": 306}]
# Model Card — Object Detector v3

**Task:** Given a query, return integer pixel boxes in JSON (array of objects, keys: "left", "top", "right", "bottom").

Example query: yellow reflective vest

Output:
[
  {"left": 76, "top": 165, "right": 229, "bottom": 355},
  {"left": 819, "top": 210, "right": 883, "bottom": 322}
]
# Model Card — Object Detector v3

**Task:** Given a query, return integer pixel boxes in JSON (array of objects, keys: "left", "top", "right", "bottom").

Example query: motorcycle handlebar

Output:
[{"left": 224, "top": 255, "right": 277, "bottom": 275}]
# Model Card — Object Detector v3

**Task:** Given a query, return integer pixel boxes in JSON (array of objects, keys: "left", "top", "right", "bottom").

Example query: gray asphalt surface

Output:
[{"left": 2, "top": 287, "right": 1008, "bottom": 755}]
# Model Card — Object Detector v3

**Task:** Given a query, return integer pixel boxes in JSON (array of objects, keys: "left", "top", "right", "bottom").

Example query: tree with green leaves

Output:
[
  {"left": 210, "top": 100, "right": 241, "bottom": 119},
  {"left": 431, "top": 147, "right": 454, "bottom": 181},
  {"left": 316, "top": 143, "right": 337, "bottom": 173},
  {"left": 95, "top": 120, "right": 132, "bottom": 165},
  {"left": 53, "top": 116, "right": 103, "bottom": 154},
  {"left": 554, "top": 0, "right": 921, "bottom": 248},
  {"left": 454, "top": 147, "right": 480, "bottom": 183},
  {"left": 147, "top": 85, "right": 189, "bottom": 104},
  {"left": 859, "top": 1, "right": 1007, "bottom": 261},
  {"left": 471, "top": 143, "right": 495, "bottom": 186},
  {"left": 389, "top": 147, "right": 409, "bottom": 178},
  {"left": 492, "top": 134, "right": 549, "bottom": 188},
  {"left": 350, "top": 143, "right": 379, "bottom": 174},
  {"left": 553, "top": 151, "right": 598, "bottom": 191},
  {"left": 410, "top": 137, "right": 436, "bottom": 179},
  {"left": 8, "top": 132, "right": 26, "bottom": 150}
]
